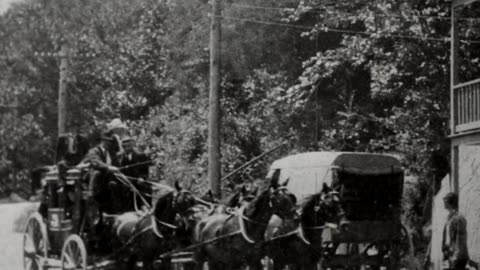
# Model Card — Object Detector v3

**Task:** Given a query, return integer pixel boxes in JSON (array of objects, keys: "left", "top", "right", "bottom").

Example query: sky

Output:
[{"left": 0, "top": 0, "right": 23, "bottom": 14}]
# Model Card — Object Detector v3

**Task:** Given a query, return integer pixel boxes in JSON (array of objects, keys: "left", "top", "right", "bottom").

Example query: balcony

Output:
[{"left": 453, "top": 78, "right": 480, "bottom": 134}]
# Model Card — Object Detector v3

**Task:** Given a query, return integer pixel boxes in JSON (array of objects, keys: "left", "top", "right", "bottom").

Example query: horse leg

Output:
[
  {"left": 125, "top": 254, "right": 137, "bottom": 270},
  {"left": 191, "top": 250, "right": 207, "bottom": 270},
  {"left": 208, "top": 261, "right": 225, "bottom": 270},
  {"left": 158, "top": 257, "right": 171, "bottom": 270},
  {"left": 248, "top": 258, "right": 265, "bottom": 270},
  {"left": 142, "top": 257, "right": 156, "bottom": 270},
  {"left": 272, "top": 261, "right": 284, "bottom": 270},
  {"left": 300, "top": 262, "right": 318, "bottom": 270}
]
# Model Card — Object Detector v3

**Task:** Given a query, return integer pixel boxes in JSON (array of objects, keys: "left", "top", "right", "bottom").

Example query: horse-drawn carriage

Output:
[
  {"left": 23, "top": 162, "right": 203, "bottom": 270},
  {"left": 265, "top": 152, "right": 413, "bottom": 270},
  {"left": 23, "top": 164, "right": 103, "bottom": 270},
  {"left": 23, "top": 150, "right": 412, "bottom": 270}
]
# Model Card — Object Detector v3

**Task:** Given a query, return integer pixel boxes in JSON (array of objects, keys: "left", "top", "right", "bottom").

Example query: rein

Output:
[
  {"left": 238, "top": 206, "right": 256, "bottom": 244},
  {"left": 297, "top": 223, "right": 312, "bottom": 245}
]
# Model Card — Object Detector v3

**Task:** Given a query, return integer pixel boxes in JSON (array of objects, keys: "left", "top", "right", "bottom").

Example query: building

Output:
[{"left": 449, "top": 0, "right": 480, "bottom": 267}]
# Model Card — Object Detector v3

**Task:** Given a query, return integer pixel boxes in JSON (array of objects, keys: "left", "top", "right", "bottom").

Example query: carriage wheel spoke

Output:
[
  {"left": 63, "top": 252, "right": 76, "bottom": 269},
  {"left": 25, "top": 258, "right": 32, "bottom": 270},
  {"left": 62, "top": 235, "right": 87, "bottom": 270},
  {"left": 31, "top": 257, "right": 39, "bottom": 270},
  {"left": 24, "top": 235, "right": 36, "bottom": 255}
]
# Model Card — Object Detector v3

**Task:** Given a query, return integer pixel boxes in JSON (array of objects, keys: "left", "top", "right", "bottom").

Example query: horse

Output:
[
  {"left": 264, "top": 183, "right": 349, "bottom": 270},
  {"left": 222, "top": 182, "right": 259, "bottom": 208},
  {"left": 113, "top": 181, "right": 197, "bottom": 270},
  {"left": 197, "top": 184, "right": 259, "bottom": 216},
  {"left": 175, "top": 185, "right": 260, "bottom": 247},
  {"left": 190, "top": 177, "right": 297, "bottom": 270}
]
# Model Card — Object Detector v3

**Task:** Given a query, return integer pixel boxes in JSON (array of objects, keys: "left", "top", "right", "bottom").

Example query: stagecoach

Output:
[
  {"left": 23, "top": 164, "right": 120, "bottom": 270},
  {"left": 266, "top": 152, "right": 413, "bottom": 269}
]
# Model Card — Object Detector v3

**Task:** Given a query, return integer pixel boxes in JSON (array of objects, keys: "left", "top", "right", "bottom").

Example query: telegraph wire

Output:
[
  {"left": 218, "top": 15, "right": 480, "bottom": 44},
  {"left": 230, "top": 3, "right": 480, "bottom": 23}
]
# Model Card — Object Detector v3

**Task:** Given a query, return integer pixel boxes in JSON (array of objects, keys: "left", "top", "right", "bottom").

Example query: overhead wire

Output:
[
  {"left": 230, "top": 3, "right": 480, "bottom": 23},
  {"left": 217, "top": 15, "right": 480, "bottom": 44}
]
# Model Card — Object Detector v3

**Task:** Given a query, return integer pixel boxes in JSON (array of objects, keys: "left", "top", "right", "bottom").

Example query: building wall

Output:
[{"left": 459, "top": 145, "right": 480, "bottom": 263}]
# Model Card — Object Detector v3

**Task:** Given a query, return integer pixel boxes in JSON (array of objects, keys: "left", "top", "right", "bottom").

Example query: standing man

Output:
[
  {"left": 119, "top": 136, "right": 151, "bottom": 211},
  {"left": 442, "top": 192, "right": 469, "bottom": 270}
]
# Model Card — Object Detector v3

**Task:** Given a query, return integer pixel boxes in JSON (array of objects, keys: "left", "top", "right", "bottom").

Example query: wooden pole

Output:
[
  {"left": 451, "top": 5, "right": 460, "bottom": 193},
  {"left": 13, "top": 93, "right": 18, "bottom": 189},
  {"left": 58, "top": 44, "right": 69, "bottom": 136},
  {"left": 208, "top": 0, "right": 222, "bottom": 199}
]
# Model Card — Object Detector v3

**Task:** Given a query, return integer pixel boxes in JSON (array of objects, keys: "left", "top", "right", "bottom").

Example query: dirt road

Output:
[{"left": 0, "top": 202, "right": 38, "bottom": 270}]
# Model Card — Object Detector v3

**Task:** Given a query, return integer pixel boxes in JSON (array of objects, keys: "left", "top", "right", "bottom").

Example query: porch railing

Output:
[{"left": 453, "top": 78, "right": 480, "bottom": 133}]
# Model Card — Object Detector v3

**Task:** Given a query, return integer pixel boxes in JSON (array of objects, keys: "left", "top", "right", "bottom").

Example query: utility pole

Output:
[
  {"left": 58, "top": 44, "right": 69, "bottom": 135},
  {"left": 35, "top": 46, "right": 96, "bottom": 137},
  {"left": 450, "top": 4, "right": 460, "bottom": 193},
  {"left": 208, "top": 0, "right": 222, "bottom": 199}
]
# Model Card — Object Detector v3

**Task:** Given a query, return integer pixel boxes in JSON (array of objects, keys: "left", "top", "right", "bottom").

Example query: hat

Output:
[
  {"left": 121, "top": 136, "right": 134, "bottom": 144},
  {"left": 100, "top": 130, "right": 114, "bottom": 141},
  {"left": 443, "top": 192, "right": 458, "bottom": 208},
  {"left": 443, "top": 192, "right": 457, "bottom": 201},
  {"left": 106, "top": 118, "right": 128, "bottom": 135}
]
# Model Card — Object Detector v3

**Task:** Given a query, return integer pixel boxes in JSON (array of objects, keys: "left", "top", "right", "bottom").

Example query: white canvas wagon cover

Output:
[{"left": 267, "top": 152, "right": 403, "bottom": 201}]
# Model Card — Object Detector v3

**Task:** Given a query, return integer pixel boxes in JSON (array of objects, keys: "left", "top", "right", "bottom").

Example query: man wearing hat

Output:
[
  {"left": 119, "top": 136, "right": 151, "bottom": 211},
  {"left": 106, "top": 118, "right": 129, "bottom": 138},
  {"left": 442, "top": 192, "right": 469, "bottom": 270},
  {"left": 83, "top": 129, "right": 122, "bottom": 214}
]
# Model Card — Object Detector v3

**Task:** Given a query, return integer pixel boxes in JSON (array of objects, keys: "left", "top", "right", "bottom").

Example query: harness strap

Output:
[
  {"left": 238, "top": 206, "right": 256, "bottom": 244},
  {"left": 152, "top": 215, "right": 178, "bottom": 229},
  {"left": 267, "top": 229, "right": 299, "bottom": 241},
  {"left": 151, "top": 215, "right": 165, "bottom": 239},
  {"left": 159, "top": 230, "right": 242, "bottom": 259},
  {"left": 297, "top": 224, "right": 311, "bottom": 245}
]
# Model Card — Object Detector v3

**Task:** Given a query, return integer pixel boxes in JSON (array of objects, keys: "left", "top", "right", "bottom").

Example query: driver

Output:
[{"left": 83, "top": 129, "right": 121, "bottom": 214}]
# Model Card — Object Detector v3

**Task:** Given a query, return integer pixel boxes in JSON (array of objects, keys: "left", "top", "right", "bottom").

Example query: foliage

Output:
[{"left": 1, "top": 1, "right": 479, "bottom": 250}]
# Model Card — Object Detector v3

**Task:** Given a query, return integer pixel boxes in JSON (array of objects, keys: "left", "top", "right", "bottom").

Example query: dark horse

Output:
[
  {"left": 191, "top": 177, "right": 297, "bottom": 270},
  {"left": 113, "top": 181, "right": 197, "bottom": 270},
  {"left": 223, "top": 183, "right": 259, "bottom": 208},
  {"left": 198, "top": 184, "right": 259, "bottom": 215},
  {"left": 175, "top": 184, "right": 260, "bottom": 247},
  {"left": 264, "top": 183, "right": 349, "bottom": 270}
]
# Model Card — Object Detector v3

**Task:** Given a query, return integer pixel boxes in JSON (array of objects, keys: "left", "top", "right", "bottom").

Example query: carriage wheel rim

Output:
[
  {"left": 23, "top": 214, "right": 48, "bottom": 270},
  {"left": 61, "top": 235, "right": 87, "bottom": 270}
]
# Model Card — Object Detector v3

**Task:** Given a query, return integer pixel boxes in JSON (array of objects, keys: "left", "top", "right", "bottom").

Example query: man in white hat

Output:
[{"left": 106, "top": 118, "right": 129, "bottom": 138}]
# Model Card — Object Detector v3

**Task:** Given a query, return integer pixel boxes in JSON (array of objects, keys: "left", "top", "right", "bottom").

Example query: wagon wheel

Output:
[
  {"left": 23, "top": 213, "right": 48, "bottom": 270},
  {"left": 61, "top": 234, "right": 87, "bottom": 270}
]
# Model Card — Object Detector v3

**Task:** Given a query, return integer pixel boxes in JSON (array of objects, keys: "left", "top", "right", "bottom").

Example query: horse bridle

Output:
[{"left": 172, "top": 189, "right": 194, "bottom": 210}]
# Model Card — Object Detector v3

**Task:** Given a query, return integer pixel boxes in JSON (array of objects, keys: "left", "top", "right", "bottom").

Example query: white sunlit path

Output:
[
  {"left": 0, "top": 202, "right": 38, "bottom": 270},
  {"left": 0, "top": 0, "right": 24, "bottom": 14}
]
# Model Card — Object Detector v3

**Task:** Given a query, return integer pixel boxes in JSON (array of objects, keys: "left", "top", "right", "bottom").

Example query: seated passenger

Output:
[{"left": 118, "top": 136, "right": 152, "bottom": 211}]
